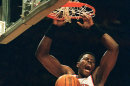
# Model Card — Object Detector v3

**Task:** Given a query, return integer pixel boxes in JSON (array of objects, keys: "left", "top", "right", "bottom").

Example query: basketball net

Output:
[{"left": 47, "top": 0, "right": 95, "bottom": 23}]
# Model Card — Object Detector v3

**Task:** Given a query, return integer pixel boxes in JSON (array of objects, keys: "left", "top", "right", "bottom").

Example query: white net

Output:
[{"left": 48, "top": 0, "right": 95, "bottom": 23}]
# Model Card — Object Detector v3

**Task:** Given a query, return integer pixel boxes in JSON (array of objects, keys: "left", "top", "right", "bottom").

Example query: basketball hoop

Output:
[{"left": 47, "top": 0, "right": 96, "bottom": 23}]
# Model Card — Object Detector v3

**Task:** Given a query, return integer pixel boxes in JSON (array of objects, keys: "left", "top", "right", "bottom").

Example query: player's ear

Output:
[{"left": 76, "top": 62, "right": 80, "bottom": 68}]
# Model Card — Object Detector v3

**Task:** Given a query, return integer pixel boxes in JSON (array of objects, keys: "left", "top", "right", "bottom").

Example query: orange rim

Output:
[{"left": 47, "top": 1, "right": 96, "bottom": 20}]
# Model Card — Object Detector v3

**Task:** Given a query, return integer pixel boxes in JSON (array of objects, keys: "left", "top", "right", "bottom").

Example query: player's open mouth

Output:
[{"left": 84, "top": 65, "right": 91, "bottom": 72}]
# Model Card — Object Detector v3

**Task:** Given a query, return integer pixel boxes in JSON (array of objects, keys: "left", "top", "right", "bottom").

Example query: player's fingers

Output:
[
  {"left": 81, "top": 14, "right": 90, "bottom": 22},
  {"left": 77, "top": 22, "right": 83, "bottom": 27},
  {"left": 87, "top": 15, "right": 93, "bottom": 24},
  {"left": 53, "top": 19, "right": 58, "bottom": 25},
  {"left": 84, "top": 15, "right": 93, "bottom": 24}
]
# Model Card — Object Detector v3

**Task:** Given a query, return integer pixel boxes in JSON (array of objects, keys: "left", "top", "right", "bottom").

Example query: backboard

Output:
[{"left": 0, "top": 0, "right": 69, "bottom": 44}]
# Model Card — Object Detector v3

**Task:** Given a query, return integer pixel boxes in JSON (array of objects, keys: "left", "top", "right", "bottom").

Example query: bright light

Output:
[{"left": 0, "top": 21, "right": 5, "bottom": 36}]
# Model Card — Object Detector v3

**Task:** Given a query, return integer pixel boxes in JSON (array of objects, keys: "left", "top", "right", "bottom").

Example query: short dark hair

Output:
[{"left": 78, "top": 52, "right": 96, "bottom": 62}]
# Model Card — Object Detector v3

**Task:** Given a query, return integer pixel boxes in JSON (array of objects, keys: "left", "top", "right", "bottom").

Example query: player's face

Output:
[{"left": 77, "top": 54, "right": 95, "bottom": 78}]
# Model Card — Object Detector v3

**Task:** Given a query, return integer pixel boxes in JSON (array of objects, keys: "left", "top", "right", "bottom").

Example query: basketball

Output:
[{"left": 55, "top": 74, "right": 80, "bottom": 86}]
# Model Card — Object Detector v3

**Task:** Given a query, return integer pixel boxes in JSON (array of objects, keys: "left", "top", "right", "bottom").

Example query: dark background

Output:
[{"left": 0, "top": 0, "right": 130, "bottom": 86}]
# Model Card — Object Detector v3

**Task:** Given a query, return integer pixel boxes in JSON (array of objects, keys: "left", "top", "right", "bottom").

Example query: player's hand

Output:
[
  {"left": 53, "top": 19, "right": 66, "bottom": 27},
  {"left": 77, "top": 15, "right": 94, "bottom": 29}
]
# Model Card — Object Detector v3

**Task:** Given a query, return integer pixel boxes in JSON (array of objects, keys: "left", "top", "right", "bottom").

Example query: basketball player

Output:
[{"left": 36, "top": 15, "right": 119, "bottom": 86}]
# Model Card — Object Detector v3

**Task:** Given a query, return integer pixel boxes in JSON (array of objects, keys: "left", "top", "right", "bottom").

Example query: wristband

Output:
[
  {"left": 89, "top": 24, "right": 105, "bottom": 38},
  {"left": 45, "top": 24, "right": 58, "bottom": 39}
]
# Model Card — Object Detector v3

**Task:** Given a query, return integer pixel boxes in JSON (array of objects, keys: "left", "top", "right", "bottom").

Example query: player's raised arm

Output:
[
  {"left": 36, "top": 19, "right": 74, "bottom": 77},
  {"left": 36, "top": 36, "right": 74, "bottom": 77},
  {"left": 77, "top": 15, "right": 119, "bottom": 85},
  {"left": 93, "top": 33, "right": 119, "bottom": 86}
]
